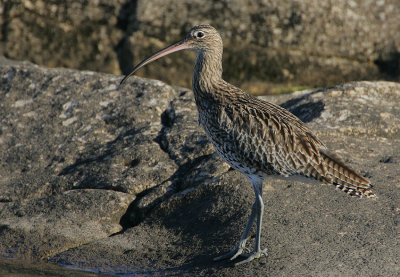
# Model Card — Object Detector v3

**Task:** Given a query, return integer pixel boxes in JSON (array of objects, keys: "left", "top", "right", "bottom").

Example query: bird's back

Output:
[{"left": 196, "top": 81, "right": 375, "bottom": 199}]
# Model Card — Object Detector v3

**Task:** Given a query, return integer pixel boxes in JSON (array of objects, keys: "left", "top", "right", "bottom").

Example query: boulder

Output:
[
  {"left": 0, "top": 58, "right": 399, "bottom": 276},
  {"left": 1, "top": 0, "right": 399, "bottom": 91}
]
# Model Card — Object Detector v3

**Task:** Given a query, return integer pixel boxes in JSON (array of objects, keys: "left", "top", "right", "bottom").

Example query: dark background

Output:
[{"left": 1, "top": 0, "right": 399, "bottom": 94}]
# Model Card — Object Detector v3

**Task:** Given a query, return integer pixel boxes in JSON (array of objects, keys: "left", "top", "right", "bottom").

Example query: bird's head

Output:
[
  {"left": 184, "top": 24, "right": 223, "bottom": 52},
  {"left": 119, "top": 24, "right": 222, "bottom": 86}
]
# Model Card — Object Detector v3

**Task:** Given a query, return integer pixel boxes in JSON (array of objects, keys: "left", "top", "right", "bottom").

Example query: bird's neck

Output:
[{"left": 192, "top": 50, "right": 223, "bottom": 94}]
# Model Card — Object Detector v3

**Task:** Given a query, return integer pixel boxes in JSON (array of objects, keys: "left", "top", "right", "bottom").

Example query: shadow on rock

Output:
[{"left": 280, "top": 91, "right": 325, "bottom": 123}]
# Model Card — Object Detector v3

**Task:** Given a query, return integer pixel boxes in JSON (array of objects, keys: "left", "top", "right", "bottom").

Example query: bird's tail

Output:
[{"left": 319, "top": 149, "right": 376, "bottom": 199}]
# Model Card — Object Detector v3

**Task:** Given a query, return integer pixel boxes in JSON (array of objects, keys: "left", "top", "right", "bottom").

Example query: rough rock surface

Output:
[
  {"left": 1, "top": 0, "right": 399, "bottom": 92},
  {"left": 0, "top": 58, "right": 399, "bottom": 276}
]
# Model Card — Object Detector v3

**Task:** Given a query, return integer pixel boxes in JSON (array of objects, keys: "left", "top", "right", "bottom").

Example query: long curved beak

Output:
[{"left": 119, "top": 39, "right": 191, "bottom": 86}]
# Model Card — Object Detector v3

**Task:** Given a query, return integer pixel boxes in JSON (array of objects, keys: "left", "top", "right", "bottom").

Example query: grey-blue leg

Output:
[
  {"left": 235, "top": 179, "right": 268, "bottom": 265},
  {"left": 214, "top": 177, "right": 268, "bottom": 264},
  {"left": 213, "top": 202, "right": 257, "bottom": 261}
]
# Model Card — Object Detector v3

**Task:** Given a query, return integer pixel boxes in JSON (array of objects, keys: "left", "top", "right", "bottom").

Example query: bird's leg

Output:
[
  {"left": 234, "top": 180, "right": 268, "bottom": 266},
  {"left": 213, "top": 201, "right": 257, "bottom": 261}
]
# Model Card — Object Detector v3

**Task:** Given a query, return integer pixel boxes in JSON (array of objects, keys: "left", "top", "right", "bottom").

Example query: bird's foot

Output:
[
  {"left": 234, "top": 248, "right": 268, "bottom": 266},
  {"left": 213, "top": 246, "right": 248, "bottom": 262}
]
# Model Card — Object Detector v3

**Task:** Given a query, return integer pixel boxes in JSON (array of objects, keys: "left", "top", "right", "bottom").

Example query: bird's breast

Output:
[{"left": 197, "top": 105, "right": 279, "bottom": 177}]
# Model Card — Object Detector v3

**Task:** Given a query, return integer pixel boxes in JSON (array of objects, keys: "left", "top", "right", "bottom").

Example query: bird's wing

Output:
[
  {"left": 218, "top": 94, "right": 329, "bottom": 180},
  {"left": 227, "top": 93, "right": 374, "bottom": 198}
]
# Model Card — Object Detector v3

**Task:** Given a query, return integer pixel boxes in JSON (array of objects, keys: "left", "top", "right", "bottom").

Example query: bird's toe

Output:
[
  {"left": 213, "top": 247, "right": 245, "bottom": 261},
  {"left": 234, "top": 248, "right": 268, "bottom": 266}
]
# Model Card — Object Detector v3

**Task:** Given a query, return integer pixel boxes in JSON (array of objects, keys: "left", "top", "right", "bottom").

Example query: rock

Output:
[
  {"left": 0, "top": 57, "right": 179, "bottom": 201},
  {"left": 1, "top": 1, "right": 399, "bottom": 91},
  {"left": 128, "top": 0, "right": 400, "bottom": 90},
  {"left": 0, "top": 189, "right": 135, "bottom": 260},
  {"left": 0, "top": 258, "right": 102, "bottom": 277},
  {"left": 0, "top": 0, "right": 124, "bottom": 74},
  {"left": 0, "top": 58, "right": 399, "bottom": 276}
]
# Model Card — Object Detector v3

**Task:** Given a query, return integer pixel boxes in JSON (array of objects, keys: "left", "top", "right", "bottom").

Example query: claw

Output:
[
  {"left": 213, "top": 247, "right": 245, "bottom": 261},
  {"left": 234, "top": 248, "right": 268, "bottom": 266}
]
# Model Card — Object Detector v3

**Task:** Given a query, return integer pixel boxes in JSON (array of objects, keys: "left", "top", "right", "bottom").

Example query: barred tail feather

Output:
[{"left": 319, "top": 149, "right": 376, "bottom": 199}]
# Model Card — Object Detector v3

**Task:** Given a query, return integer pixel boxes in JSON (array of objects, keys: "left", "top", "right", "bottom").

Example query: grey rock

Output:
[
  {"left": 0, "top": 58, "right": 399, "bottom": 276},
  {"left": 0, "top": 0, "right": 124, "bottom": 74},
  {"left": 1, "top": 1, "right": 399, "bottom": 91},
  {"left": 128, "top": 0, "right": 400, "bottom": 90},
  {"left": 0, "top": 258, "right": 107, "bottom": 277},
  {"left": 0, "top": 57, "right": 179, "bottom": 201},
  {"left": 0, "top": 189, "right": 135, "bottom": 260}
]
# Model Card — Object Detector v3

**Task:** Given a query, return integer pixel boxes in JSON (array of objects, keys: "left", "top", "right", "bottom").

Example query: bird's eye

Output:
[{"left": 195, "top": 31, "right": 204, "bottom": 38}]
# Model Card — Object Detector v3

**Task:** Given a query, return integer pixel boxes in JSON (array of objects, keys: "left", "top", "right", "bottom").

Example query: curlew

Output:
[{"left": 119, "top": 25, "right": 376, "bottom": 265}]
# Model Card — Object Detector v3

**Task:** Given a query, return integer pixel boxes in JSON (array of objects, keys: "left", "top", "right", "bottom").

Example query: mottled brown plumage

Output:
[{"left": 120, "top": 24, "right": 375, "bottom": 265}]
